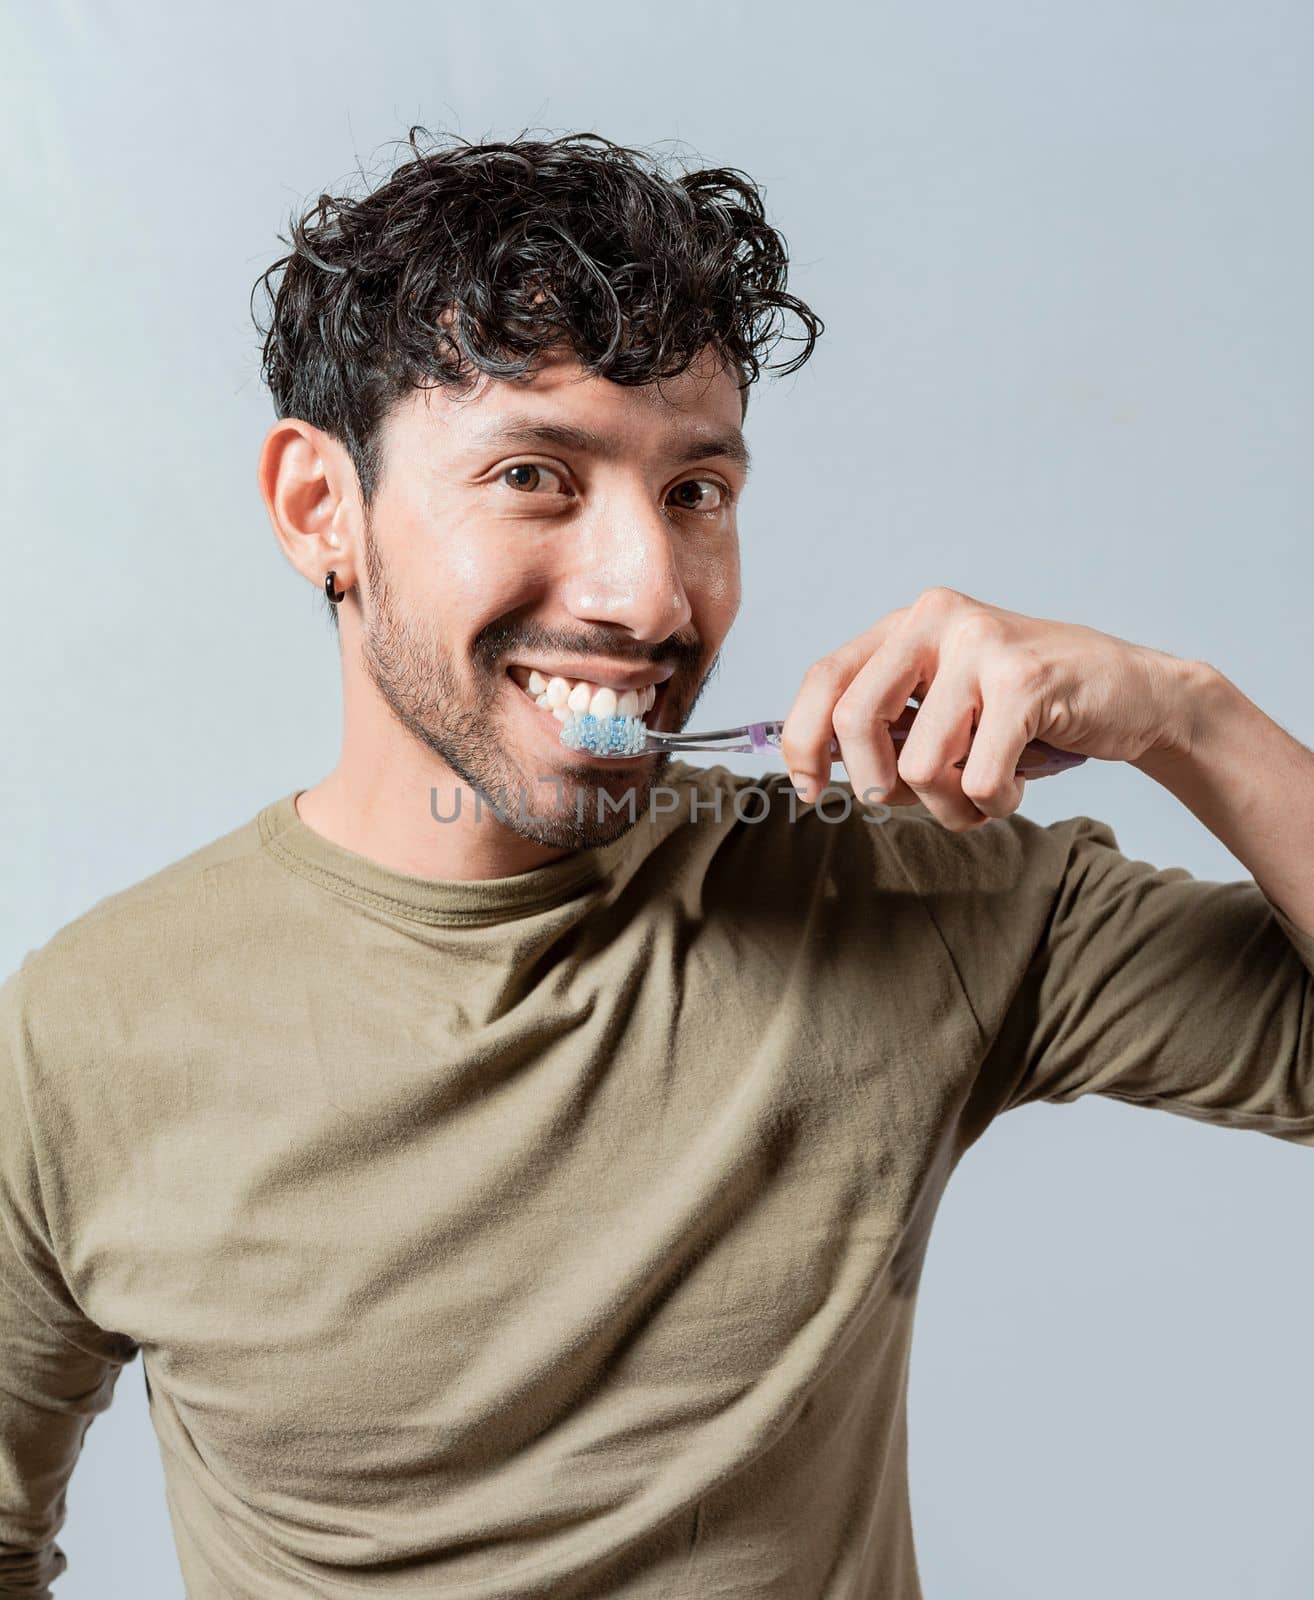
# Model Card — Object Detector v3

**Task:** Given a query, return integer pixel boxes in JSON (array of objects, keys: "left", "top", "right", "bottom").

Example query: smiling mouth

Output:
[{"left": 505, "top": 665, "right": 672, "bottom": 730}]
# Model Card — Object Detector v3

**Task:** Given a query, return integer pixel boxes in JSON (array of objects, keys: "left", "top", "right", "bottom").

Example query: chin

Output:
[{"left": 508, "top": 751, "right": 674, "bottom": 851}]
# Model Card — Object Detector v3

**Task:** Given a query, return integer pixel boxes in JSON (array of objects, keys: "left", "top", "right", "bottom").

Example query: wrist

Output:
[{"left": 1130, "top": 654, "right": 1230, "bottom": 775}]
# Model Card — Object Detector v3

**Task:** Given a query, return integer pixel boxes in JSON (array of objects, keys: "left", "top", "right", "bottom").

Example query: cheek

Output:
[
  {"left": 384, "top": 498, "right": 545, "bottom": 620},
  {"left": 443, "top": 543, "right": 524, "bottom": 610},
  {"left": 683, "top": 540, "right": 741, "bottom": 632}
]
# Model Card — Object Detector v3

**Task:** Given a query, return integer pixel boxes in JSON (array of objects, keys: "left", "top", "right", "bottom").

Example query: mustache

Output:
[{"left": 471, "top": 616, "right": 705, "bottom": 676}]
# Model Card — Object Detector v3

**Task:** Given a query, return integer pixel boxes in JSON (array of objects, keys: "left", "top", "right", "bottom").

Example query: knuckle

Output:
[
  {"left": 963, "top": 764, "right": 1024, "bottom": 815},
  {"left": 960, "top": 778, "right": 1007, "bottom": 813},
  {"left": 831, "top": 698, "right": 866, "bottom": 739},
  {"left": 913, "top": 585, "right": 964, "bottom": 618},
  {"left": 896, "top": 751, "right": 937, "bottom": 788},
  {"left": 951, "top": 610, "right": 1007, "bottom": 650},
  {"left": 803, "top": 656, "right": 847, "bottom": 692}
]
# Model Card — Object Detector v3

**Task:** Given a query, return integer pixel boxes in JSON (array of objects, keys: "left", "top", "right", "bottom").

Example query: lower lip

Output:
[{"left": 505, "top": 672, "right": 660, "bottom": 763}]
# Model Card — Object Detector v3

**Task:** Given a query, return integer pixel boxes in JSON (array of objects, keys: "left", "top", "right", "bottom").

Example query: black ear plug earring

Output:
[{"left": 325, "top": 571, "right": 347, "bottom": 604}]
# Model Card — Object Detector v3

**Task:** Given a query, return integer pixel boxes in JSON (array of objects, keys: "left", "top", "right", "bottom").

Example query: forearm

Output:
[{"left": 1130, "top": 660, "right": 1314, "bottom": 937}]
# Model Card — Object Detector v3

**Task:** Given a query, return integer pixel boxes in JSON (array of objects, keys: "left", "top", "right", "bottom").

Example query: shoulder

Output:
[{"left": 4, "top": 799, "right": 280, "bottom": 1045}]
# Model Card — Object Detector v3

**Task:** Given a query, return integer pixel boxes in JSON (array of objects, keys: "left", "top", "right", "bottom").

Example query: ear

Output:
[{"left": 257, "top": 419, "right": 362, "bottom": 598}]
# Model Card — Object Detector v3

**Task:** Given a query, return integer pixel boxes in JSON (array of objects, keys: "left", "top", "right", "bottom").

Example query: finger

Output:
[
  {"left": 829, "top": 638, "right": 930, "bottom": 809},
  {"left": 956, "top": 693, "right": 1032, "bottom": 816},
  {"left": 780, "top": 610, "right": 912, "bottom": 801},
  {"left": 894, "top": 661, "right": 991, "bottom": 830},
  {"left": 869, "top": 702, "right": 924, "bottom": 806}
]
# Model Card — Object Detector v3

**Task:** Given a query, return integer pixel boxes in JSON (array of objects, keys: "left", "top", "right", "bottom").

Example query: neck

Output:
[{"left": 294, "top": 761, "right": 577, "bottom": 883}]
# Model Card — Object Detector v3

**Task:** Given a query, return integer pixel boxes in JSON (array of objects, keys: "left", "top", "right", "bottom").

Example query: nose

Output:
[{"left": 560, "top": 509, "right": 694, "bottom": 640}]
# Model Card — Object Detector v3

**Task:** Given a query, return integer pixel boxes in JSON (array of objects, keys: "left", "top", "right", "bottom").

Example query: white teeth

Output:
[{"left": 519, "top": 669, "right": 662, "bottom": 721}]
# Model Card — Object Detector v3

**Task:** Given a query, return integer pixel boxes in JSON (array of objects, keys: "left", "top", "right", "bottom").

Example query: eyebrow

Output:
[{"left": 465, "top": 414, "right": 752, "bottom": 474}]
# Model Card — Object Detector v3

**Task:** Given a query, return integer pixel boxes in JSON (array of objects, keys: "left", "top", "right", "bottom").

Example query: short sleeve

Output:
[
  {"left": 0, "top": 963, "right": 138, "bottom": 1597},
  {"left": 995, "top": 816, "right": 1314, "bottom": 1144}
]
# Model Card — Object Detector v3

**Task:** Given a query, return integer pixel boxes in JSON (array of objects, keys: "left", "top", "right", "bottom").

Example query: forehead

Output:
[{"left": 395, "top": 344, "right": 746, "bottom": 456}]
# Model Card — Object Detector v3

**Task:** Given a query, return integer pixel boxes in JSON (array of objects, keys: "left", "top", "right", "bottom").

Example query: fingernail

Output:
[{"left": 790, "top": 771, "right": 813, "bottom": 801}]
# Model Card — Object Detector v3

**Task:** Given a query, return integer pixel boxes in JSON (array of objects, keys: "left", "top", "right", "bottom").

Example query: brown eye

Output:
[
  {"left": 669, "top": 478, "right": 726, "bottom": 513},
  {"left": 499, "top": 464, "right": 566, "bottom": 492},
  {"left": 502, "top": 460, "right": 544, "bottom": 489}
]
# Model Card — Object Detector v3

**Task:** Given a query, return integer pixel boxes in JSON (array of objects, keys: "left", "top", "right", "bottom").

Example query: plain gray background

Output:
[{"left": 2, "top": 2, "right": 1311, "bottom": 1595}]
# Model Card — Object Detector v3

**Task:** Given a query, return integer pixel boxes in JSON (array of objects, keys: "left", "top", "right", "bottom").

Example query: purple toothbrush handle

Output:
[
  {"left": 746, "top": 717, "right": 1085, "bottom": 779},
  {"left": 888, "top": 724, "right": 1086, "bottom": 780}
]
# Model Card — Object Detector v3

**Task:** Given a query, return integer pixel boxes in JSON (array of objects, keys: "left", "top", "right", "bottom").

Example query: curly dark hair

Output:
[{"left": 253, "top": 126, "right": 824, "bottom": 586}]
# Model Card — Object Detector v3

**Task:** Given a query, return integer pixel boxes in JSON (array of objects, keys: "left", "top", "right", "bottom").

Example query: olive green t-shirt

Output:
[{"left": 3, "top": 762, "right": 1312, "bottom": 1598}]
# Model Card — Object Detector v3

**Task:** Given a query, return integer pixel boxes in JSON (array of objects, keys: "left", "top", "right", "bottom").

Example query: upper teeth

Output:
[{"left": 521, "top": 669, "right": 656, "bottom": 721}]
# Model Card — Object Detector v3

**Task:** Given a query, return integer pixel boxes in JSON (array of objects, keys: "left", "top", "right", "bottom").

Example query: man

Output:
[{"left": 1, "top": 129, "right": 1310, "bottom": 1600}]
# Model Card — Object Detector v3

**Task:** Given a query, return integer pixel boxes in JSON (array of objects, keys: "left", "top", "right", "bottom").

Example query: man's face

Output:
[{"left": 353, "top": 343, "right": 747, "bottom": 848}]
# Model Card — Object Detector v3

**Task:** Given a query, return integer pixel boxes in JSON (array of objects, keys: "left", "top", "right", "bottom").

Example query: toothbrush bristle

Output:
[{"left": 559, "top": 713, "right": 648, "bottom": 757}]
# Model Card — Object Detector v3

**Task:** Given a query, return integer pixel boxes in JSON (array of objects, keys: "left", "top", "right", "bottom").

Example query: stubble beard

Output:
[{"left": 355, "top": 528, "right": 704, "bottom": 850}]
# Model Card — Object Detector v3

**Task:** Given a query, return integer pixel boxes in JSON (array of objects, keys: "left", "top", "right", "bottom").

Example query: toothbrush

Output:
[{"left": 560, "top": 699, "right": 1087, "bottom": 779}]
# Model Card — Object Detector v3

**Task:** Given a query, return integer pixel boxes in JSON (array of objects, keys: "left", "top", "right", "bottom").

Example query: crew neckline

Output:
[{"left": 257, "top": 788, "right": 651, "bottom": 926}]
